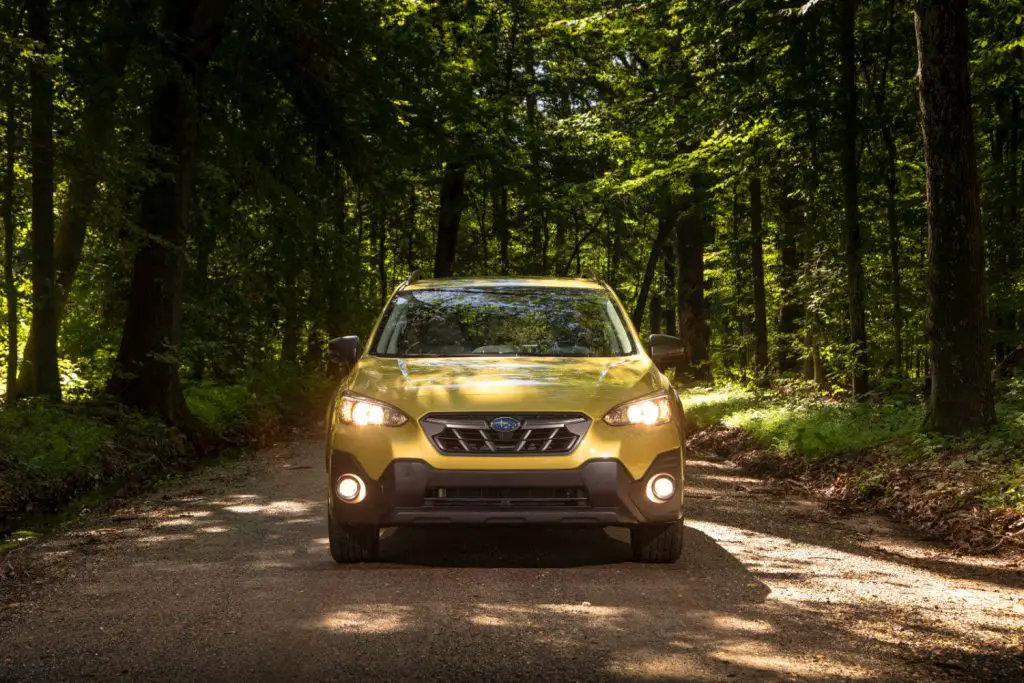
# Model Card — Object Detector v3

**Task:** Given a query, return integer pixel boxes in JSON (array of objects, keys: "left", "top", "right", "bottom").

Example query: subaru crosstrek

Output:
[{"left": 325, "top": 276, "right": 687, "bottom": 563}]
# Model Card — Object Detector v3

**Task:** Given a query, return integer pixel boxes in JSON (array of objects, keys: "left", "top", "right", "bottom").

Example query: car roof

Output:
[{"left": 403, "top": 276, "right": 606, "bottom": 292}]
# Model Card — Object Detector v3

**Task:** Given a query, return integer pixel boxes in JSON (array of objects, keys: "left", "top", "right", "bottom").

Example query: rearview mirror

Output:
[
  {"left": 649, "top": 334, "right": 684, "bottom": 372},
  {"left": 329, "top": 336, "right": 362, "bottom": 367}
]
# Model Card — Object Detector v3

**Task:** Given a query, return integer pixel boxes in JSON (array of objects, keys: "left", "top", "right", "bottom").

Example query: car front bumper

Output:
[{"left": 328, "top": 448, "right": 683, "bottom": 527}]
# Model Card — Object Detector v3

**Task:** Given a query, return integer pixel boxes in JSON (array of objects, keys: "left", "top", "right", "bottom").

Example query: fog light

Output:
[
  {"left": 336, "top": 474, "right": 366, "bottom": 503},
  {"left": 646, "top": 474, "right": 676, "bottom": 503}
]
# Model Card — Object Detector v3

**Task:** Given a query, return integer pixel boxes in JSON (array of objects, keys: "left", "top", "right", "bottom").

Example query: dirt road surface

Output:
[{"left": 2, "top": 434, "right": 1022, "bottom": 682}]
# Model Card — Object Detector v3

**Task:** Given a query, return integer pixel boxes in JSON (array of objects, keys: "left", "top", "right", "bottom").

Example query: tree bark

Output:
[
  {"left": 23, "top": 0, "right": 59, "bottom": 399},
  {"left": 107, "top": 0, "right": 232, "bottom": 436},
  {"left": 883, "top": 127, "right": 904, "bottom": 377},
  {"left": 406, "top": 184, "right": 417, "bottom": 272},
  {"left": 916, "top": 0, "right": 996, "bottom": 434},
  {"left": 2, "top": 74, "right": 16, "bottom": 399},
  {"left": 650, "top": 293, "right": 662, "bottom": 335},
  {"left": 677, "top": 195, "right": 712, "bottom": 384},
  {"left": 377, "top": 209, "right": 387, "bottom": 307},
  {"left": 839, "top": 0, "right": 870, "bottom": 396},
  {"left": 662, "top": 237, "right": 677, "bottom": 336},
  {"left": 631, "top": 204, "right": 673, "bottom": 328},
  {"left": 280, "top": 270, "right": 299, "bottom": 365},
  {"left": 434, "top": 160, "right": 466, "bottom": 278},
  {"left": 776, "top": 185, "right": 803, "bottom": 374},
  {"left": 491, "top": 173, "right": 509, "bottom": 274},
  {"left": 750, "top": 176, "right": 769, "bottom": 385}
]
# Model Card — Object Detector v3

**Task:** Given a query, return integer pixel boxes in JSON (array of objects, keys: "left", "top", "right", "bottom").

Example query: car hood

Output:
[{"left": 345, "top": 355, "right": 665, "bottom": 417}]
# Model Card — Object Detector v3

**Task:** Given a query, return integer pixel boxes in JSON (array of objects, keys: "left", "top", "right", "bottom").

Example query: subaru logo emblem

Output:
[{"left": 490, "top": 416, "right": 521, "bottom": 433}]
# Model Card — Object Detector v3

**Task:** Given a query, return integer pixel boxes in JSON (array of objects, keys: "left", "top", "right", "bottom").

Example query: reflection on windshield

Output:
[{"left": 372, "top": 287, "right": 635, "bottom": 358}]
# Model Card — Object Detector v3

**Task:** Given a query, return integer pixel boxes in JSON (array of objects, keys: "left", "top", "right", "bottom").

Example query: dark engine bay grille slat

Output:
[
  {"left": 424, "top": 486, "right": 589, "bottom": 508},
  {"left": 420, "top": 413, "right": 591, "bottom": 455}
]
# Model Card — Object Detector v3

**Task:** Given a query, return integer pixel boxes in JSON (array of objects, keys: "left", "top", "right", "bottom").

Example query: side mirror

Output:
[
  {"left": 649, "top": 334, "right": 684, "bottom": 372},
  {"left": 329, "top": 336, "right": 362, "bottom": 367}
]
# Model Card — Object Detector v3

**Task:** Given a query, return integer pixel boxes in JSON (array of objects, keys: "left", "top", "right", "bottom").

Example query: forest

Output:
[{"left": 0, "top": 0, "right": 1022, "bottom": 547}]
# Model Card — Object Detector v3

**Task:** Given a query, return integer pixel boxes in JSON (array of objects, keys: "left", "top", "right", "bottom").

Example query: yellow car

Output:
[{"left": 325, "top": 276, "right": 687, "bottom": 563}]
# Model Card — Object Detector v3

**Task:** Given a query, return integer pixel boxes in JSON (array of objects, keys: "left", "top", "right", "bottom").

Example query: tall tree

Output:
[
  {"left": 776, "top": 182, "right": 803, "bottom": 374},
  {"left": 839, "top": 0, "right": 869, "bottom": 396},
  {"left": 2, "top": 69, "right": 16, "bottom": 399},
  {"left": 749, "top": 175, "right": 769, "bottom": 385},
  {"left": 434, "top": 160, "right": 466, "bottom": 278},
  {"left": 677, "top": 191, "right": 712, "bottom": 383},
  {"left": 23, "top": 0, "right": 59, "bottom": 399},
  {"left": 632, "top": 200, "right": 674, "bottom": 328},
  {"left": 916, "top": 0, "right": 996, "bottom": 434},
  {"left": 107, "top": 0, "right": 233, "bottom": 433}
]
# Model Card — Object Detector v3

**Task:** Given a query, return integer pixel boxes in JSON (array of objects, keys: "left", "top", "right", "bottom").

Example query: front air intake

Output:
[{"left": 420, "top": 413, "right": 591, "bottom": 456}]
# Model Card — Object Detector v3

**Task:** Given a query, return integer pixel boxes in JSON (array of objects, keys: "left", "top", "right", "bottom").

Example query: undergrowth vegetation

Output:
[
  {"left": 1, "top": 364, "right": 335, "bottom": 535},
  {"left": 681, "top": 381, "right": 1024, "bottom": 516}
]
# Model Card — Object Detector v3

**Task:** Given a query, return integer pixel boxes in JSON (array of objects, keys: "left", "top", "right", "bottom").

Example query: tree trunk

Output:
[
  {"left": 22, "top": 0, "right": 59, "bottom": 399},
  {"left": 491, "top": 172, "right": 509, "bottom": 275},
  {"left": 677, "top": 196, "right": 712, "bottom": 384},
  {"left": 750, "top": 176, "right": 769, "bottom": 385},
  {"left": 650, "top": 293, "right": 662, "bottom": 336},
  {"left": 839, "top": 0, "right": 870, "bottom": 396},
  {"left": 2, "top": 75, "right": 16, "bottom": 399},
  {"left": 280, "top": 269, "right": 299, "bottom": 365},
  {"left": 378, "top": 209, "right": 387, "bottom": 307},
  {"left": 17, "top": 30, "right": 134, "bottom": 396},
  {"left": 663, "top": 239, "right": 677, "bottom": 337},
  {"left": 631, "top": 205, "right": 673, "bottom": 328},
  {"left": 190, "top": 201, "right": 212, "bottom": 381},
  {"left": 406, "top": 184, "right": 417, "bottom": 272},
  {"left": 916, "top": 0, "right": 996, "bottom": 434},
  {"left": 107, "top": 0, "right": 232, "bottom": 436},
  {"left": 434, "top": 160, "right": 465, "bottom": 278},
  {"left": 883, "top": 127, "right": 904, "bottom": 377},
  {"left": 776, "top": 186, "right": 803, "bottom": 374}
]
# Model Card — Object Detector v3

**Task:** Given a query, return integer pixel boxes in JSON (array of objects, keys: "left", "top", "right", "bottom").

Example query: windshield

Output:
[{"left": 371, "top": 287, "right": 636, "bottom": 358}]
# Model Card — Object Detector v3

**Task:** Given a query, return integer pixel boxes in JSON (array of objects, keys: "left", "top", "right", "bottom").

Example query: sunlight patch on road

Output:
[
  {"left": 157, "top": 518, "right": 197, "bottom": 528},
  {"left": 712, "top": 643, "right": 873, "bottom": 680},
  {"left": 707, "top": 614, "right": 773, "bottom": 634},
  {"left": 317, "top": 605, "right": 410, "bottom": 634},
  {"left": 464, "top": 602, "right": 629, "bottom": 633},
  {"left": 136, "top": 533, "right": 194, "bottom": 544},
  {"left": 469, "top": 614, "right": 507, "bottom": 627},
  {"left": 222, "top": 500, "right": 316, "bottom": 516}
]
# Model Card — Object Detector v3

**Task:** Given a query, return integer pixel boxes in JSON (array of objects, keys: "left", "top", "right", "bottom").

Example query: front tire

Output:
[
  {"left": 630, "top": 520, "right": 683, "bottom": 563},
  {"left": 328, "top": 521, "right": 380, "bottom": 563}
]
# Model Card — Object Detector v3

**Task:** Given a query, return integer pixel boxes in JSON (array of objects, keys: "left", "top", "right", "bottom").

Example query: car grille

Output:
[
  {"left": 420, "top": 413, "right": 591, "bottom": 455},
  {"left": 424, "top": 486, "right": 589, "bottom": 508}
]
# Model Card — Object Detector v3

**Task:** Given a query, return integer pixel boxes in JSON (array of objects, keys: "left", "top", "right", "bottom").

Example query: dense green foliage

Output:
[{"left": 1, "top": 0, "right": 1020, "bottom": 406}]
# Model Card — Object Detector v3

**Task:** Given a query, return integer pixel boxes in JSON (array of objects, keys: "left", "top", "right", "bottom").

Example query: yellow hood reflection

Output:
[{"left": 346, "top": 355, "right": 665, "bottom": 418}]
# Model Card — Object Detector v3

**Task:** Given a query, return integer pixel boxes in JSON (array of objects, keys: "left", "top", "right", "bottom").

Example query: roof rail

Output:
[
  {"left": 581, "top": 269, "right": 617, "bottom": 295},
  {"left": 398, "top": 269, "right": 423, "bottom": 291}
]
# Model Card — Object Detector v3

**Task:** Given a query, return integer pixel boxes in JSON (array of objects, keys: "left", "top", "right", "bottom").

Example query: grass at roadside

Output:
[
  {"left": 0, "top": 363, "right": 335, "bottom": 537},
  {"left": 681, "top": 381, "right": 1024, "bottom": 550},
  {"left": 683, "top": 384, "right": 925, "bottom": 456}
]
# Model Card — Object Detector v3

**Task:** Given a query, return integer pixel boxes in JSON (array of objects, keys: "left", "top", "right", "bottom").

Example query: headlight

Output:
[
  {"left": 335, "top": 393, "right": 408, "bottom": 427},
  {"left": 604, "top": 393, "right": 673, "bottom": 426}
]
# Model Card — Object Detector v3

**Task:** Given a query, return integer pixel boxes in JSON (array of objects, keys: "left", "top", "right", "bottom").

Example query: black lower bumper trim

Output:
[{"left": 329, "top": 449, "right": 682, "bottom": 527}]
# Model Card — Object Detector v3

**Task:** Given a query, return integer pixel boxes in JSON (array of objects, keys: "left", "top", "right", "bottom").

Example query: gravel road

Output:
[{"left": 2, "top": 434, "right": 1022, "bottom": 682}]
